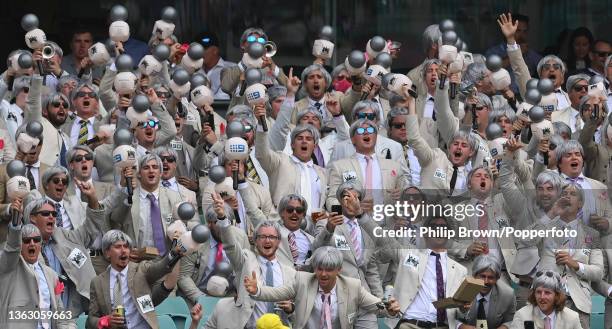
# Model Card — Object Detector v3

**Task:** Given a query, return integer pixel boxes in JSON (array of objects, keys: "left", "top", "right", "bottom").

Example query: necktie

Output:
[
  {"left": 544, "top": 316, "right": 552, "bottom": 329},
  {"left": 350, "top": 221, "right": 363, "bottom": 265},
  {"left": 385, "top": 149, "right": 391, "bottom": 159},
  {"left": 449, "top": 165, "right": 459, "bottom": 196},
  {"left": 429, "top": 97, "right": 437, "bottom": 121},
  {"left": 476, "top": 297, "right": 487, "bottom": 327},
  {"left": 161, "top": 180, "right": 171, "bottom": 188},
  {"left": 147, "top": 193, "right": 166, "bottom": 255},
  {"left": 320, "top": 293, "right": 332, "bottom": 329},
  {"left": 41, "top": 244, "right": 50, "bottom": 266},
  {"left": 215, "top": 242, "right": 224, "bottom": 264},
  {"left": 54, "top": 202, "right": 63, "bottom": 228},
  {"left": 403, "top": 144, "right": 411, "bottom": 169},
  {"left": 432, "top": 252, "right": 446, "bottom": 323},
  {"left": 78, "top": 120, "right": 89, "bottom": 145},
  {"left": 288, "top": 232, "right": 299, "bottom": 263},
  {"left": 113, "top": 273, "right": 123, "bottom": 308},
  {"left": 26, "top": 165, "right": 36, "bottom": 190},
  {"left": 246, "top": 156, "right": 262, "bottom": 184},
  {"left": 365, "top": 155, "right": 373, "bottom": 191},
  {"left": 313, "top": 145, "right": 325, "bottom": 168},
  {"left": 265, "top": 261, "right": 275, "bottom": 312},
  {"left": 59, "top": 138, "right": 67, "bottom": 168},
  {"left": 314, "top": 102, "right": 323, "bottom": 116}
]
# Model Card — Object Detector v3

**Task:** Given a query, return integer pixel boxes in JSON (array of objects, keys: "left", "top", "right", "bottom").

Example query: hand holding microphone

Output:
[
  {"left": 113, "top": 129, "right": 137, "bottom": 204},
  {"left": 438, "top": 25, "right": 458, "bottom": 90},
  {"left": 6, "top": 160, "right": 29, "bottom": 227},
  {"left": 108, "top": 5, "right": 130, "bottom": 49},
  {"left": 224, "top": 122, "right": 250, "bottom": 191},
  {"left": 21, "top": 13, "right": 46, "bottom": 79},
  {"left": 243, "top": 68, "right": 268, "bottom": 131}
]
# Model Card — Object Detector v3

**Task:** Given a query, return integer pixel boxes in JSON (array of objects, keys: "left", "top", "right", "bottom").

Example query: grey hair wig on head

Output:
[
  {"left": 537, "top": 55, "right": 567, "bottom": 76},
  {"left": 488, "top": 105, "right": 517, "bottom": 125},
  {"left": 42, "top": 166, "right": 70, "bottom": 187},
  {"left": 335, "top": 179, "right": 365, "bottom": 203},
  {"left": 535, "top": 170, "right": 564, "bottom": 191},
  {"left": 204, "top": 204, "right": 235, "bottom": 224},
  {"left": 254, "top": 221, "right": 282, "bottom": 239},
  {"left": 278, "top": 194, "right": 308, "bottom": 214},
  {"left": 101, "top": 229, "right": 133, "bottom": 251},
  {"left": 24, "top": 197, "right": 54, "bottom": 223},
  {"left": 421, "top": 58, "right": 441, "bottom": 81},
  {"left": 472, "top": 255, "right": 501, "bottom": 278},
  {"left": 451, "top": 130, "right": 478, "bottom": 153},
  {"left": 565, "top": 73, "right": 590, "bottom": 92},
  {"left": 138, "top": 153, "right": 163, "bottom": 174},
  {"left": 153, "top": 146, "right": 178, "bottom": 159},
  {"left": 311, "top": 246, "right": 344, "bottom": 270},
  {"left": 301, "top": 64, "right": 332, "bottom": 89},
  {"left": 65, "top": 145, "right": 93, "bottom": 164},
  {"left": 351, "top": 100, "right": 381, "bottom": 121},
  {"left": 296, "top": 107, "right": 324, "bottom": 126},
  {"left": 71, "top": 82, "right": 99, "bottom": 101},
  {"left": 385, "top": 107, "right": 409, "bottom": 131},
  {"left": 21, "top": 223, "right": 41, "bottom": 238},
  {"left": 290, "top": 124, "right": 320, "bottom": 145},
  {"left": 531, "top": 270, "right": 563, "bottom": 293},
  {"left": 42, "top": 92, "right": 71, "bottom": 111},
  {"left": 240, "top": 27, "right": 268, "bottom": 45},
  {"left": 554, "top": 140, "right": 584, "bottom": 168},
  {"left": 421, "top": 24, "right": 441, "bottom": 54}
]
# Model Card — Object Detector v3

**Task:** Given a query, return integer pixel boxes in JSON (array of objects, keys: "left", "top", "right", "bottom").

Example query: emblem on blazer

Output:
[
  {"left": 342, "top": 171, "right": 357, "bottom": 182},
  {"left": 403, "top": 254, "right": 419, "bottom": 267},
  {"left": 496, "top": 217, "right": 509, "bottom": 228},
  {"left": 68, "top": 248, "right": 87, "bottom": 269},
  {"left": 334, "top": 235, "right": 350, "bottom": 251},
  {"left": 137, "top": 295, "right": 155, "bottom": 314},
  {"left": 434, "top": 169, "right": 446, "bottom": 180}
]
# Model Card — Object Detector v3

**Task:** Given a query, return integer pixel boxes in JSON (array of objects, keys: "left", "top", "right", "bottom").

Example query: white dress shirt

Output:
[
  {"left": 423, "top": 94, "right": 435, "bottom": 119},
  {"left": 288, "top": 228, "right": 311, "bottom": 265},
  {"left": 404, "top": 250, "right": 448, "bottom": 322},
  {"left": 555, "top": 89, "right": 571, "bottom": 111},
  {"left": 110, "top": 266, "right": 148, "bottom": 329},
  {"left": 162, "top": 177, "right": 180, "bottom": 192},
  {"left": 29, "top": 262, "right": 51, "bottom": 329},
  {"left": 536, "top": 308, "right": 556, "bottom": 329},
  {"left": 307, "top": 285, "right": 339, "bottom": 329},
  {"left": 69, "top": 116, "right": 95, "bottom": 146},
  {"left": 355, "top": 153, "right": 384, "bottom": 204},
  {"left": 138, "top": 188, "right": 166, "bottom": 248},
  {"left": 248, "top": 257, "right": 284, "bottom": 329},
  {"left": 289, "top": 155, "right": 322, "bottom": 214},
  {"left": 203, "top": 237, "right": 230, "bottom": 284}
]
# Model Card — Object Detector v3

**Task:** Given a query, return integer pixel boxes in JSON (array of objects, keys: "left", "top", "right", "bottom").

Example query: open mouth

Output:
[
  {"left": 363, "top": 136, "right": 371, "bottom": 143},
  {"left": 148, "top": 174, "right": 156, "bottom": 180},
  {"left": 454, "top": 151, "right": 462, "bottom": 158},
  {"left": 162, "top": 165, "right": 169, "bottom": 172},
  {"left": 313, "top": 84, "right": 321, "bottom": 92},
  {"left": 46, "top": 221, "right": 55, "bottom": 228},
  {"left": 83, "top": 100, "right": 90, "bottom": 107},
  {"left": 28, "top": 247, "right": 36, "bottom": 255},
  {"left": 145, "top": 130, "right": 154, "bottom": 137},
  {"left": 480, "top": 181, "right": 486, "bottom": 188},
  {"left": 300, "top": 145, "right": 308, "bottom": 151},
  {"left": 81, "top": 164, "right": 89, "bottom": 172},
  {"left": 119, "top": 255, "right": 129, "bottom": 261},
  {"left": 548, "top": 74, "right": 556, "bottom": 80},
  {"left": 570, "top": 161, "right": 579, "bottom": 169}
]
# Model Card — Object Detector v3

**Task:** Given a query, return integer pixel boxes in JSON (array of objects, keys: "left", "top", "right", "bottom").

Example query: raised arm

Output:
[
  {"left": 98, "top": 65, "right": 118, "bottom": 111},
  {"left": 255, "top": 129, "right": 283, "bottom": 174},
  {"left": 25, "top": 74, "right": 43, "bottom": 123},
  {"left": 497, "top": 13, "right": 532, "bottom": 99},
  {"left": 149, "top": 89, "right": 178, "bottom": 146}
]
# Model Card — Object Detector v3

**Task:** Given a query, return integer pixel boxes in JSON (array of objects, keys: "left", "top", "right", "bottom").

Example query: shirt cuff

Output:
[
  {"left": 576, "top": 262, "right": 585, "bottom": 276},
  {"left": 507, "top": 43, "right": 520, "bottom": 51},
  {"left": 273, "top": 66, "right": 280, "bottom": 78},
  {"left": 109, "top": 62, "right": 117, "bottom": 72}
]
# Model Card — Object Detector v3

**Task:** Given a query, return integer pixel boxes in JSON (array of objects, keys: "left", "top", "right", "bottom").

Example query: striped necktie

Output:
[
  {"left": 246, "top": 156, "right": 261, "bottom": 184},
  {"left": 78, "top": 120, "right": 89, "bottom": 145}
]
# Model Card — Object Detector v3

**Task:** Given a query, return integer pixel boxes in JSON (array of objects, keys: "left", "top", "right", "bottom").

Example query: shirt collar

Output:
[
  {"left": 308, "top": 96, "right": 325, "bottom": 105},
  {"left": 427, "top": 248, "right": 448, "bottom": 258},
  {"left": 536, "top": 307, "right": 556, "bottom": 322},
  {"left": 27, "top": 161, "right": 41, "bottom": 169},
  {"left": 258, "top": 255, "right": 278, "bottom": 266},
  {"left": 110, "top": 265, "right": 129, "bottom": 279},
  {"left": 290, "top": 154, "right": 314, "bottom": 167},
  {"left": 317, "top": 284, "right": 337, "bottom": 297},
  {"left": 164, "top": 177, "right": 177, "bottom": 185},
  {"left": 77, "top": 116, "right": 95, "bottom": 125},
  {"left": 46, "top": 196, "right": 64, "bottom": 207},
  {"left": 140, "top": 187, "right": 160, "bottom": 199},
  {"left": 477, "top": 290, "right": 492, "bottom": 302},
  {"left": 343, "top": 216, "right": 358, "bottom": 226},
  {"left": 355, "top": 152, "right": 375, "bottom": 160}
]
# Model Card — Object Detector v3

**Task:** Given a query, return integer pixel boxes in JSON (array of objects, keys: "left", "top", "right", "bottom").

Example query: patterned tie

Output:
[
  {"left": 432, "top": 252, "right": 446, "bottom": 323},
  {"left": 54, "top": 202, "right": 63, "bottom": 228},
  {"left": 449, "top": 165, "right": 459, "bottom": 196},
  {"left": 265, "top": 261, "right": 275, "bottom": 312},
  {"left": 320, "top": 292, "right": 332, "bottom": 329},
  {"left": 26, "top": 166, "right": 36, "bottom": 190},
  {"left": 314, "top": 102, "right": 323, "bottom": 117},
  {"left": 113, "top": 273, "right": 123, "bottom": 308},
  {"left": 350, "top": 220, "right": 363, "bottom": 265},
  {"left": 161, "top": 180, "right": 171, "bottom": 188},
  {"left": 215, "top": 242, "right": 224, "bottom": 264},
  {"left": 288, "top": 232, "right": 299, "bottom": 263},
  {"left": 148, "top": 193, "right": 166, "bottom": 255},
  {"left": 544, "top": 316, "right": 552, "bottom": 329},
  {"left": 246, "top": 156, "right": 262, "bottom": 184},
  {"left": 477, "top": 297, "right": 487, "bottom": 322},
  {"left": 78, "top": 120, "right": 89, "bottom": 145}
]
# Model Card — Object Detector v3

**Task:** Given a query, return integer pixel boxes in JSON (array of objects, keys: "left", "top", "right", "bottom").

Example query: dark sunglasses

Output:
[
  {"left": 285, "top": 206, "right": 305, "bottom": 214},
  {"left": 51, "top": 100, "right": 69, "bottom": 108},
  {"left": 357, "top": 112, "right": 377, "bottom": 120},
  {"left": 536, "top": 270, "right": 554, "bottom": 278},
  {"left": 356, "top": 126, "right": 376, "bottom": 135},
  {"left": 160, "top": 155, "right": 176, "bottom": 163},
  {"left": 246, "top": 35, "right": 266, "bottom": 44},
  {"left": 572, "top": 85, "right": 588, "bottom": 92},
  {"left": 75, "top": 91, "right": 97, "bottom": 98},
  {"left": 72, "top": 154, "right": 93, "bottom": 162},
  {"left": 391, "top": 122, "right": 406, "bottom": 129},
  {"left": 139, "top": 120, "right": 159, "bottom": 129},
  {"left": 474, "top": 106, "right": 487, "bottom": 111},
  {"left": 22, "top": 236, "right": 42, "bottom": 244},
  {"left": 51, "top": 177, "right": 68, "bottom": 185},
  {"left": 33, "top": 210, "right": 58, "bottom": 217},
  {"left": 594, "top": 51, "right": 611, "bottom": 58},
  {"left": 542, "top": 63, "right": 561, "bottom": 71},
  {"left": 156, "top": 91, "right": 171, "bottom": 99}
]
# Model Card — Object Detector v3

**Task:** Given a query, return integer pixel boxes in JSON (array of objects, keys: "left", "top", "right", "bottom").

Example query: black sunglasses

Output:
[
  {"left": 357, "top": 112, "right": 377, "bottom": 120},
  {"left": 75, "top": 91, "right": 97, "bottom": 98},
  {"left": 33, "top": 210, "right": 58, "bottom": 217},
  {"left": 22, "top": 236, "right": 42, "bottom": 244},
  {"left": 594, "top": 51, "right": 611, "bottom": 58},
  {"left": 536, "top": 270, "right": 554, "bottom": 278},
  {"left": 572, "top": 85, "right": 588, "bottom": 92},
  {"left": 72, "top": 154, "right": 93, "bottom": 162},
  {"left": 51, "top": 177, "right": 68, "bottom": 185},
  {"left": 160, "top": 155, "right": 176, "bottom": 163},
  {"left": 285, "top": 206, "right": 305, "bottom": 214},
  {"left": 51, "top": 100, "right": 69, "bottom": 108},
  {"left": 391, "top": 122, "right": 406, "bottom": 129}
]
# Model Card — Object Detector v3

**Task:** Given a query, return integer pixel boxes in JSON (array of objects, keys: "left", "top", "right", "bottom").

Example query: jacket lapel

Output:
[
  {"left": 337, "top": 277, "right": 347, "bottom": 329},
  {"left": 100, "top": 269, "right": 111, "bottom": 313},
  {"left": 349, "top": 157, "right": 364, "bottom": 186},
  {"left": 131, "top": 189, "right": 141, "bottom": 245},
  {"left": 487, "top": 286, "right": 498, "bottom": 324}
]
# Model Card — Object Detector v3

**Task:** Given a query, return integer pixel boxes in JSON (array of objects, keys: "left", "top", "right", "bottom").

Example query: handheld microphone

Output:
[
  {"left": 112, "top": 129, "right": 136, "bottom": 204},
  {"left": 244, "top": 68, "right": 268, "bottom": 131},
  {"left": 438, "top": 29, "right": 458, "bottom": 90},
  {"left": 6, "top": 160, "right": 29, "bottom": 226}
]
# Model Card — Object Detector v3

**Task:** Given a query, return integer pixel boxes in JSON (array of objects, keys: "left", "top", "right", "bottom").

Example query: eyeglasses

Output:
[
  {"left": 156, "top": 91, "right": 171, "bottom": 99},
  {"left": 33, "top": 210, "right": 58, "bottom": 217},
  {"left": 357, "top": 112, "right": 377, "bottom": 120},
  {"left": 138, "top": 120, "right": 159, "bottom": 129},
  {"left": 536, "top": 270, "right": 555, "bottom": 278},
  {"left": 355, "top": 126, "right": 376, "bottom": 135},
  {"left": 572, "top": 85, "right": 588, "bottom": 92},
  {"left": 72, "top": 153, "right": 93, "bottom": 162},
  {"left": 284, "top": 206, "right": 305, "bottom": 214},
  {"left": 22, "top": 236, "right": 42, "bottom": 244},
  {"left": 593, "top": 51, "right": 611, "bottom": 58},
  {"left": 256, "top": 234, "right": 280, "bottom": 241},
  {"left": 75, "top": 91, "right": 97, "bottom": 98},
  {"left": 51, "top": 177, "right": 68, "bottom": 185},
  {"left": 246, "top": 35, "right": 266, "bottom": 44},
  {"left": 160, "top": 155, "right": 176, "bottom": 163},
  {"left": 391, "top": 122, "right": 406, "bottom": 129},
  {"left": 542, "top": 63, "right": 561, "bottom": 71},
  {"left": 51, "top": 100, "right": 69, "bottom": 108}
]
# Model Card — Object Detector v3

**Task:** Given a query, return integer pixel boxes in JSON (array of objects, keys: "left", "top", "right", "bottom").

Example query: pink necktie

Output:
[
  {"left": 215, "top": 242, "right": 224, "bottom": 264},
  {"left": 365, "top": 155, "right": 373, "bottom": 191},
  {"left": 544, "top": 316, "right": 552, "bottom": 329},
  {"left": 288, "top": 232, "right": 298, "bottom": 263},
  {"left": 320, "top": 293, "right": 332, "bottom": 329},
  {"left": 350, "top": 221, "right": 363, "bottom": 265}
]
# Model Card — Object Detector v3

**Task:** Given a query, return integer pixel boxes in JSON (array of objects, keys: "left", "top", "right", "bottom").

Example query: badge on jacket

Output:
[
  {"left": 334, "top": 235, "right": 350, "bottom": 251},
  {"left": 342, "top": 171, "right": 357, "bottom": 182},
  {"left": 434, "top": 169, "right": 446, "bottom": 180},
  {"left": 68, "top": 248, "right": 87, "bottom": 269},
  {"left": 137, "top": 295, "right": 155, "bottom": 314}
]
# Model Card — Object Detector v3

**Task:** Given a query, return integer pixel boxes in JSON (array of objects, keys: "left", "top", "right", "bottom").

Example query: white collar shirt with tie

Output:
[
  {"left": 560, "top": 173, "right": 597, "bottom": 221},
  {"left": 423, "top": 93, "right": 435, "bottom": 119},
  {"left": 110, "top": 265, "right": 148, "bottom": 329},
  {"left": 343, "top": 216, "right": 363, "bottom": 263},
  {"left": 138, "top": 188, "right": 165, "bottom": 249},
  {"left": 536, "top": 307, "right": 556, "bottom": 329},
  {"left": 247, "top": 256, "right": 284, "bottom": 329},
  {"left": 452, "top": 162, "right": 472, "bottom": 195},
  {"left": 287, "top": 228, "right": 311, "bottom": 265},
  {"left": 404, "top": 250, "right": 448, "bottom": 322},
  {"left": 27, "top": 161, "right": 41, "bottom": 190},
  {"left": 308, "top": 96, "right": 328, "bottom": 121},
  {"left": 203, "top": 237, "right": 230, "bottom": 284},
  {"left": 308, "top": 285, "right": 338, "bottom": 329},
  {"left": 161, "top": 177, "right": 179, "bottom": 192},
  {"left": 355, "top": 153, "right": 384, "bottom": 204},
  {"left": 289, "top": 155, "right": 321, "bottom": 215},
  {"left": 476, "top": 290, "right": 491, "bottom": 316},
  {"left": 555, "top": 88, "right": 571, "bottom": 110},
  {"left": 29, "top": 261, "right": 51, "bottom": 329},
  {"left": 70, "top": 116, "right": 95, "bottom": 146},
  {"left": 45, "top": 197, "right": 73, "bottom": 230}
]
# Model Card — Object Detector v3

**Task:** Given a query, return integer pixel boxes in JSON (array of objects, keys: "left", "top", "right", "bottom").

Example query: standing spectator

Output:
[
  {"left": 200, "top": 33, "right": 235, "bottom": 100},
  {"left": 565, "top": 27, "right": 594, "bottom": 74},
  {"left": 61, "top": 29, "right": 104, "bottom": 82}
]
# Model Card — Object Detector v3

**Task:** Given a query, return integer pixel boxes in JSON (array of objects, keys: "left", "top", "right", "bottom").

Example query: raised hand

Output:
[
  {"left": 211, "top": 192, "right": 226, "bottom": 218},
  {"left": 497, "top": 13, "right": 518, "bottom": 44},
  {"left": 244, "top": 271, "right": 258, "bottom": 295},
  {"left": 286, "top": 67, "right": 301, "bottom": 96}
]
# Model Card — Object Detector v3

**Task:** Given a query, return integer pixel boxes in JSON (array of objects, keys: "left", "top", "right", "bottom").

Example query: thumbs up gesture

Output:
[{"left": 244, "top": 270, "right": 259, "bottom": 295}]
